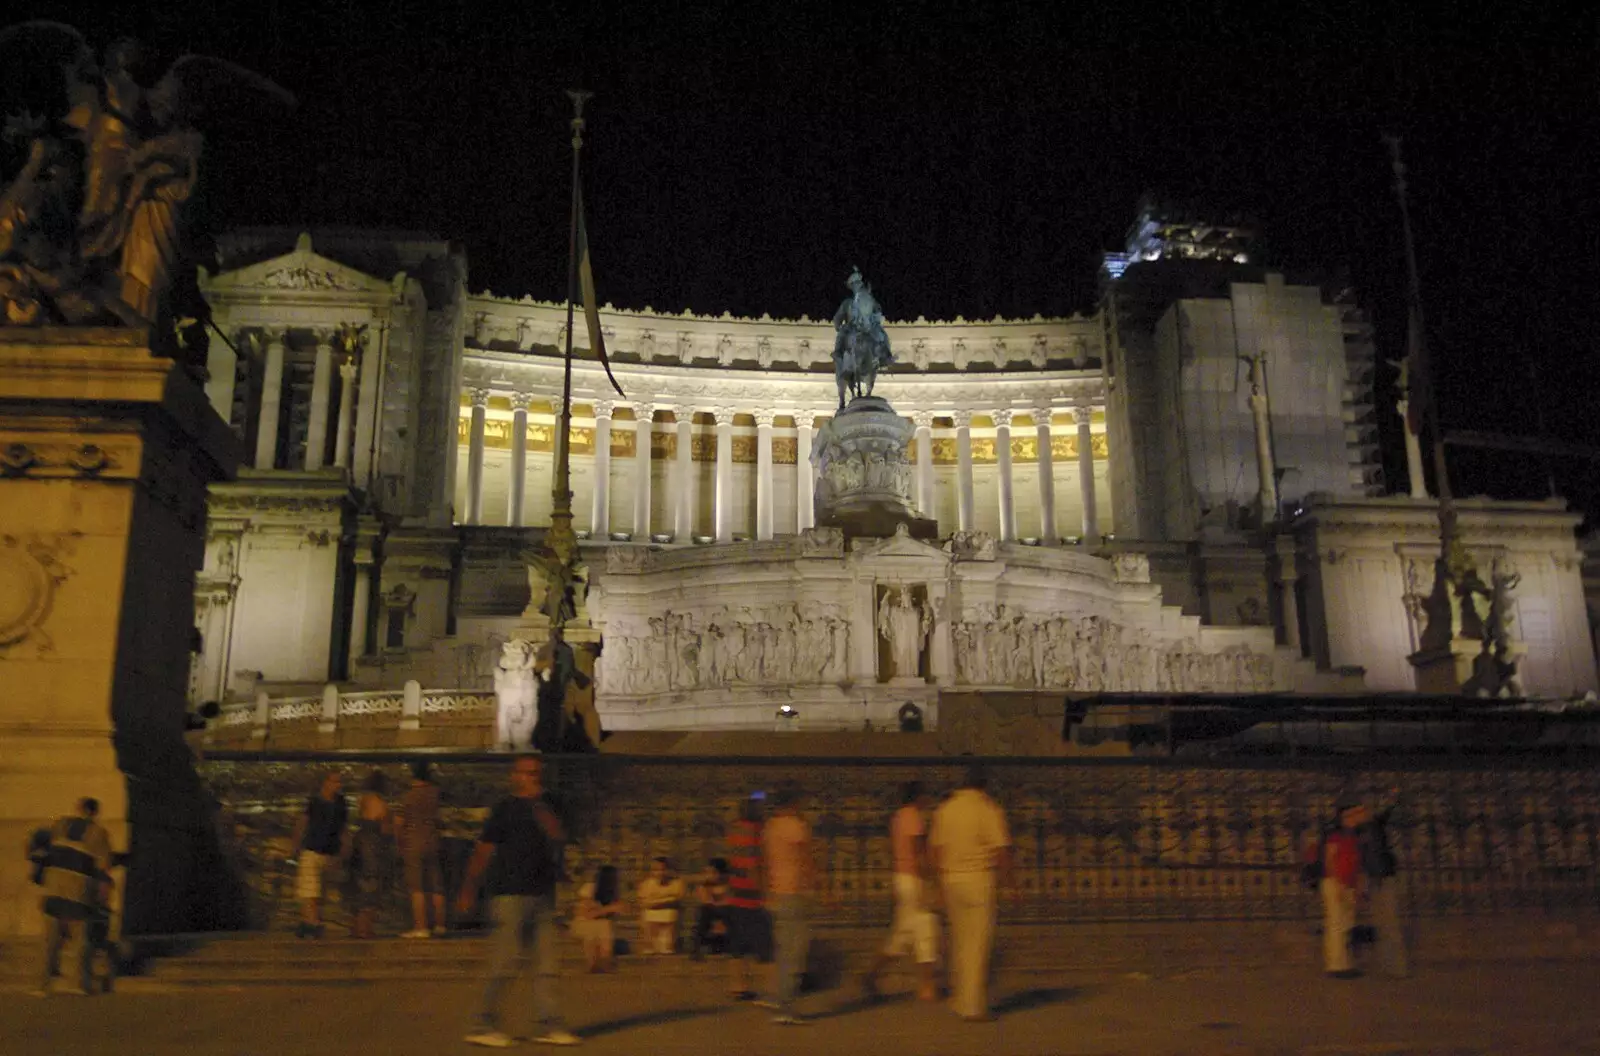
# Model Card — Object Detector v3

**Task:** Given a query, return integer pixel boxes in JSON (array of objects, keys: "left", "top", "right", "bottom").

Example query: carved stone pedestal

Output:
[
  {"left": 0, "top": 329, "right": 239, "bottom": 940},
  {"left": 811, "top": 396, "right": 936, "bottom": 539}
]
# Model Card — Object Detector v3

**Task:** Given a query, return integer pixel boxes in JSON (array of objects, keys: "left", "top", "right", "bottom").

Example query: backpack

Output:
[{"left": 1298, "top": 829, "right": 1330, "bottom": 889}]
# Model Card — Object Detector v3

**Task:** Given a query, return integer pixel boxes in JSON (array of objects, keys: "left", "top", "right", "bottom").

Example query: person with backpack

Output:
[
  {"left": 31, "top": 797, "right": 113, "bottom": 997},
  {"left": 1360, "top": 789, "right": 1409, "bottom": 978},
  {"left": 457, "top": 756, "right": 578, "bottom": 1048}
]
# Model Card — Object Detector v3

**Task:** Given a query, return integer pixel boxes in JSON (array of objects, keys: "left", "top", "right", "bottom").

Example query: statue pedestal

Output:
[
  {"left": 811, "top": 397, "right": 937, "bottom": 540},
  {"left": 0, "top": 328, "right": 240, "bottom": 940},
  {"left": 1408, "top": 640, "right": 1481, "bottom": 694}
]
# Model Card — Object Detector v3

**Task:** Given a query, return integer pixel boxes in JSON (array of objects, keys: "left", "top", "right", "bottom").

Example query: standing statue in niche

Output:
[
  {"left": 492, "top": 640, "right": 538, "bottom": 750},
  {"left": 878, "top": 588, "right": 930, "bottom": 682},
  {"left": 831, "top": 266, "right": 894, "bottom": 409}
]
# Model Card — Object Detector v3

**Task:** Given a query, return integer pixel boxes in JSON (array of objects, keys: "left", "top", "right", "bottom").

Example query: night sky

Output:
[{"left": 8, "top": 3, "right": 1597, "bottom": 524}]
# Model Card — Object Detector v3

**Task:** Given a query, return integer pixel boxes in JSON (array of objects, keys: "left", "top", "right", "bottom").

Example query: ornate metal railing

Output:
[{"left": 199, "top": 753, "right": 1600, "bottom": 932}]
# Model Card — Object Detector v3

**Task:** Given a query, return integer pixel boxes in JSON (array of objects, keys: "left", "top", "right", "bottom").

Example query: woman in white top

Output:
[
  {"left": 573, "top": 865, "right": 622, "bottom": 972},
  {"left": 636, "top": 857, "right": 685, "bottom": 955}
]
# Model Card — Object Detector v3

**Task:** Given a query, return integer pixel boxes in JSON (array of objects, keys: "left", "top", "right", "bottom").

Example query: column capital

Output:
[
  {"left": 950, "top": 409, "right": 974, "bottom": 429},
  {"left": 710, "top": 406, "right": 735, "bottom": 426},
  {"left": 791, "top": 410, "right": 819, "bottom": 430},
  {"left": 669, "top": 403, "right": 697, "bottom": 423},
  {"left": 1029, "top": 404, "right": 1056, "bottom": 427},
  {"left": 260, "top": 328, "right": 286, "bottom": 351},
  {"left": 992, "top": 408, "right": 1015, "bottom": 429},
  {"left": 631, "top": 401, "right": 656, "bottom": 422},
  {"left": 468, "top": 387, "right": 493, "bottom": 409},
  {"left": 753, "top": 409, "right": 777, "bottom": 429},
  {"left": 1072, "top": 404, "right": 1094, "bottom": 426},
  {"left": 311, "top": 326, "right": 337, "bottom": 349},
  {"left": 911, "top": 410, "right": 936, "bottom": 430},
  {"left": 338, "top": 358, "right": 358, "bottom": 382},
  {"left": 592, "top": 398, "right": 617, "bottom": 419},
  {"left": 508, "top": 391, "right": 535, "bottom": 412}
]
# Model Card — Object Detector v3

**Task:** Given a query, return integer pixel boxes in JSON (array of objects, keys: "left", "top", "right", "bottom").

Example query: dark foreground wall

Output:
[{"left": 197, "top": 752, "right": 1600, "bottom": 934}]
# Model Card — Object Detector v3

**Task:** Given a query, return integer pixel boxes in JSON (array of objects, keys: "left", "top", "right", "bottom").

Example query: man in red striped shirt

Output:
[{"left": 725, "top": 793, "right": 769, "bottom": 1000}]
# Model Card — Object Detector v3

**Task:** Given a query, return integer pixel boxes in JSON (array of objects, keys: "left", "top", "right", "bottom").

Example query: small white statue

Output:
[{"left": 492, "top": 639, "right": 539, "bottom": 750}]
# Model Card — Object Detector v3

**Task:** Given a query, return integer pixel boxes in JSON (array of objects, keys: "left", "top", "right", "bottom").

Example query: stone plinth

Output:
[
  {"left": 0, "top": 328, "right": 240, "bottom": 940},
  {"left": 811, "top": 396, "right": 936, "bottom": 539}
]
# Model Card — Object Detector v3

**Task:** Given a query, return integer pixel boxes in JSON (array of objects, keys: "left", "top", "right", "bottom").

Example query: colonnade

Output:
[
  {"left": 208, "top": 326, "right": 361, "bottom": 474},
  {"left": 459, "top": 395, "right": 1104, "bottom": 545}
]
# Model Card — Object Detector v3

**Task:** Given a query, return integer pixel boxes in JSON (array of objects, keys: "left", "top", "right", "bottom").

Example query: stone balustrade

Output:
[{"left": 204, "top": 683, "right": 499, "bottom": 749}]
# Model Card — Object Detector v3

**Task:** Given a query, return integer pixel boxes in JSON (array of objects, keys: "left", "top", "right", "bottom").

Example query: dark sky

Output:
[{"left": 8, "top": 2, "right": 1599, "bottom": 522}]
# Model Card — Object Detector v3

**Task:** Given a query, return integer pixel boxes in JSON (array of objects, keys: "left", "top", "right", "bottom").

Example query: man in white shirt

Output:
[{"left": 928, "top": 764, "right": 1012, "bottom": 1021}]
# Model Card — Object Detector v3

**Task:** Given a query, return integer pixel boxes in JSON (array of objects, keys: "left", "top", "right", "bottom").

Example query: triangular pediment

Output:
[
  {"left": 853, "top": 525, "right": 950, "bottom": 563},
  {"left": 203, "top": 232, "right": 394, "bottom": 294}
]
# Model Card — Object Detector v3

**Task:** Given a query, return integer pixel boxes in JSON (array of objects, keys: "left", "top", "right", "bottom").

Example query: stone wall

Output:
[{"left": 198, "top": 752, "right": 1600, "bottom": 935}]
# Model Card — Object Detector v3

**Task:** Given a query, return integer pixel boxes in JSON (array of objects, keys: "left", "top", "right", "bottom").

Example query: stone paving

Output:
[{"left": 3, "top": 959, "right": 1598, "bottom": 1055}]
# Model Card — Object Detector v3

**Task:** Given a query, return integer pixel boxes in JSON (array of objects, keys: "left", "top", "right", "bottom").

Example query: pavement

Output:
[{"left": 4, "top": 957, "right": 1599, "bottom": 1055}]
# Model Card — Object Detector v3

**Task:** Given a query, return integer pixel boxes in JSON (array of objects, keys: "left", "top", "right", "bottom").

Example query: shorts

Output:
[
  {"left": 403, "top": 851, "right": 443, "bottom": 894},
  {"left": 883, "top": 873, "right": 938, "bottom": 963},
  {"left": 295, "top": 850, "right": 327, "bottom": 901},
  {"left": 726, "top": 905, "right": 771, "bottom": 961}
]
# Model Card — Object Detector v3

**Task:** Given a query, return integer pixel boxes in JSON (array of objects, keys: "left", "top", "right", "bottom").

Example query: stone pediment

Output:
[
  {"left": 201, "top": 232, "right": 397, "bottom": 296},
  {"left": 851, "top": 524, "right": 950, "bottom": 564}
]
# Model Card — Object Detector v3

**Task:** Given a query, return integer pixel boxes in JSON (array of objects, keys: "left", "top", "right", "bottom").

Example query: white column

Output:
[
  {"left": 672, "top": 406, "right": 695, "bottom": 542},
  {"left": 465, "top": 387, "right": 490, "bottom": 525},
  {"left": 1032, "top": 405, "right": 1057, "bottom": 543},
  {"left": 754, "top": 409, "right": 775, "bottom": 540},
  {"left": 590, "top": 400, "right": 615, "bottom": 537},
  {"left": 953, "top": 409, "right": 975, "bottom": 532},
  {"left": 1075, "top": 403, "right": 1100, "bottom": 544},
  {"left": 507, "top": 392, "right": 531, "bottom": 527},
  {"left": 1398, "top": 398, "right": 1428, "bottom": 499},
  {"left": 204, "top": 332, "right": 237, "bottom": 422},
  {"left": 1245, "top": 353, "right": 1278, "bottom": 523},
  {"left": 253, "top": 330, "right": 285, "bottom": 470},
  {"left": 333, "top": 357, "right": 357, "bottom": 470},
  {"left": 994, "top": 408, "right": 1016, "bottom": 542},
  {"left": 713, "top": 407, "right": 734, "bottom": 544},
  {"left": 633, "top": 403, "right": 655, "bottom": 541},
  {"left": 795, "top": 413, "right": 815, "bottom": 532},
  {"left": 912, "top": 411, "right": 935, "bottom": 520},
  {"left": 304, "top": 330, "right": 335, "bottom": 470}
]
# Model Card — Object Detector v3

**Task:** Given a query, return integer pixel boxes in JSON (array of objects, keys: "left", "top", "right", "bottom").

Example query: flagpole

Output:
[{"left": 550, "top": 89, "right": 592, "bottom": 571}]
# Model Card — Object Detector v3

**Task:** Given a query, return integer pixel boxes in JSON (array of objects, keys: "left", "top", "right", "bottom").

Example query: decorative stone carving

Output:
[
  {"left": 1109, "top": 552, "right": 1151, "bottom": 584},
  {"left": 0, "top": 532, "right": 77, "bottom": 653},
  {"left": 799, "top": 526, "right": 845, "bottom": 557},
  {"left": 878, "top": 587, "right": 930, "bottom": 682},
  {"left": 944, "top": 530, "right": 997, "bottom": 561},
  {"left": 492, "top": 639, "right": 540, "bottom": 750},
  {"left": 811, "top": 402, "right": 917, "bottom": 529}
]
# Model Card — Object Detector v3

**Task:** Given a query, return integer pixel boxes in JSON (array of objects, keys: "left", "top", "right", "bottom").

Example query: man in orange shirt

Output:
[
  {"left": 862, "top": 780, "right": 938, "bottom": 1002},
  {"left": 758, "top": 786, "right": 816, "bottom": 1025}
]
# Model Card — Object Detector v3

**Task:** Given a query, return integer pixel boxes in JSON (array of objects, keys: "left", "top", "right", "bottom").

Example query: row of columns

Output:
[
  {"left": 246, "top": 328, "right": 360, "bottom": 474},
  {"left": 461, "top": 396, "right": 1101, "bottom": 545}
]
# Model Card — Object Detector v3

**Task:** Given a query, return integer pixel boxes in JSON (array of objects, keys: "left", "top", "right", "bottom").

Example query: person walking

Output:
[
  {"left": 573, "top": 864, "right": 622, "bottom": 972},
  {"left": 1360, "top": 788, "right": 1409, "bottom": 978},
  {"left": 457, "top": 756, "right": 579, "bottom": 1048},
  {"left": 349, "top": 769, "right": 394, "bottom": 939},
  {"left": 929, "top": 764, "right": 1012, "bottom": 1022},
  {"left": 290, "top": 772, "right": 348, "bottom": 939},
  {"left": 399, "top": 760, "right": 446, "bottom": 938},
  {"left": 725, "top": 793, "right": 769, "bottom": 1000},
  {"left": 32, "top": 797, "right": 113, "bottom": 997},
  {"left": 862, "top": 781, "right": 940, "bottom": 1002},
  {"left": 1312, "top": 799, "right": 1366, "bottom": 978},
  {"left": 759, "top": 786, "right": 818, "bottom": 1025}
]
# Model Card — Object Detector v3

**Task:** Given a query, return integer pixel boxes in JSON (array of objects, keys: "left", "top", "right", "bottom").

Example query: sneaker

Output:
[
  {"left": 771, "top": 1014, "right": 808, "bottom": 1026},
  {"left": 533, "top": 1029, "right": 582, "bottom": 1046},
  {"left": 401, "top": 929, "right": 431, "bottom": 939},
  {"left": 464, "top": 1029, "right": 516, "bottom": 1048},
  {"left": 751, "top": 998, "right": 780, "bottom": 1010}
]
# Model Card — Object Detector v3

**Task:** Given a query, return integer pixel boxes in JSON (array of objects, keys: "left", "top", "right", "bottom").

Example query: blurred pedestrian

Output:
[
  {"left": 862, "top": 780, "right": 939, "bottom": 1002},
  {"left": 725, "top": 793, "right": 769, "bottom": 1001},
  {"left": 291, "top": 772, "right": 347, "bottom": 939},
  {"left": 350, "top": 769, "right": 394, "bottom": 939},
  {"left": 1360, "top": 787, "right": 1408, "bottom": 978},
  {"left": 573, "top": 864, "right": 622, "bottom": 972},
  {"left": 31, "top": 797, "right": 113, "bottom": 997},
  {"left": 929, "top": 764, "right": 1012, "bottom": 1022},
  {"left": 399, "top": 760, "right": 446, "bottom": 938},
  {"left": 759, "top": 785, "right": 818, "bottom": 1025},
  {"left": 457, "top": 756, "right": 578, "bottom": 1047},
  {"left": 637, "top": 857, "right": 685, "bottom": 955},
  {"left": 690, "top": 858, "right": 732, "bottom": 960},
  {"left": 1313, "top": 799, "right": 1366, "bottom": 978}
]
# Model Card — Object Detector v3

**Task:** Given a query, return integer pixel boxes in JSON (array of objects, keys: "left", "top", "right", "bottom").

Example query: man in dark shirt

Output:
[
  {"left": 290, "top": 772, "right": 347, "bottom": 939},
  {"left": 457, "top": 756, "right": 577, "bottom": 1047}
]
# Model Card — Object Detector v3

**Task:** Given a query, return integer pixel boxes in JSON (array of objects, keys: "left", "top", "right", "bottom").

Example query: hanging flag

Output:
[{"left": 576, "top": 184, "right": 626, "bottom": 398}]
